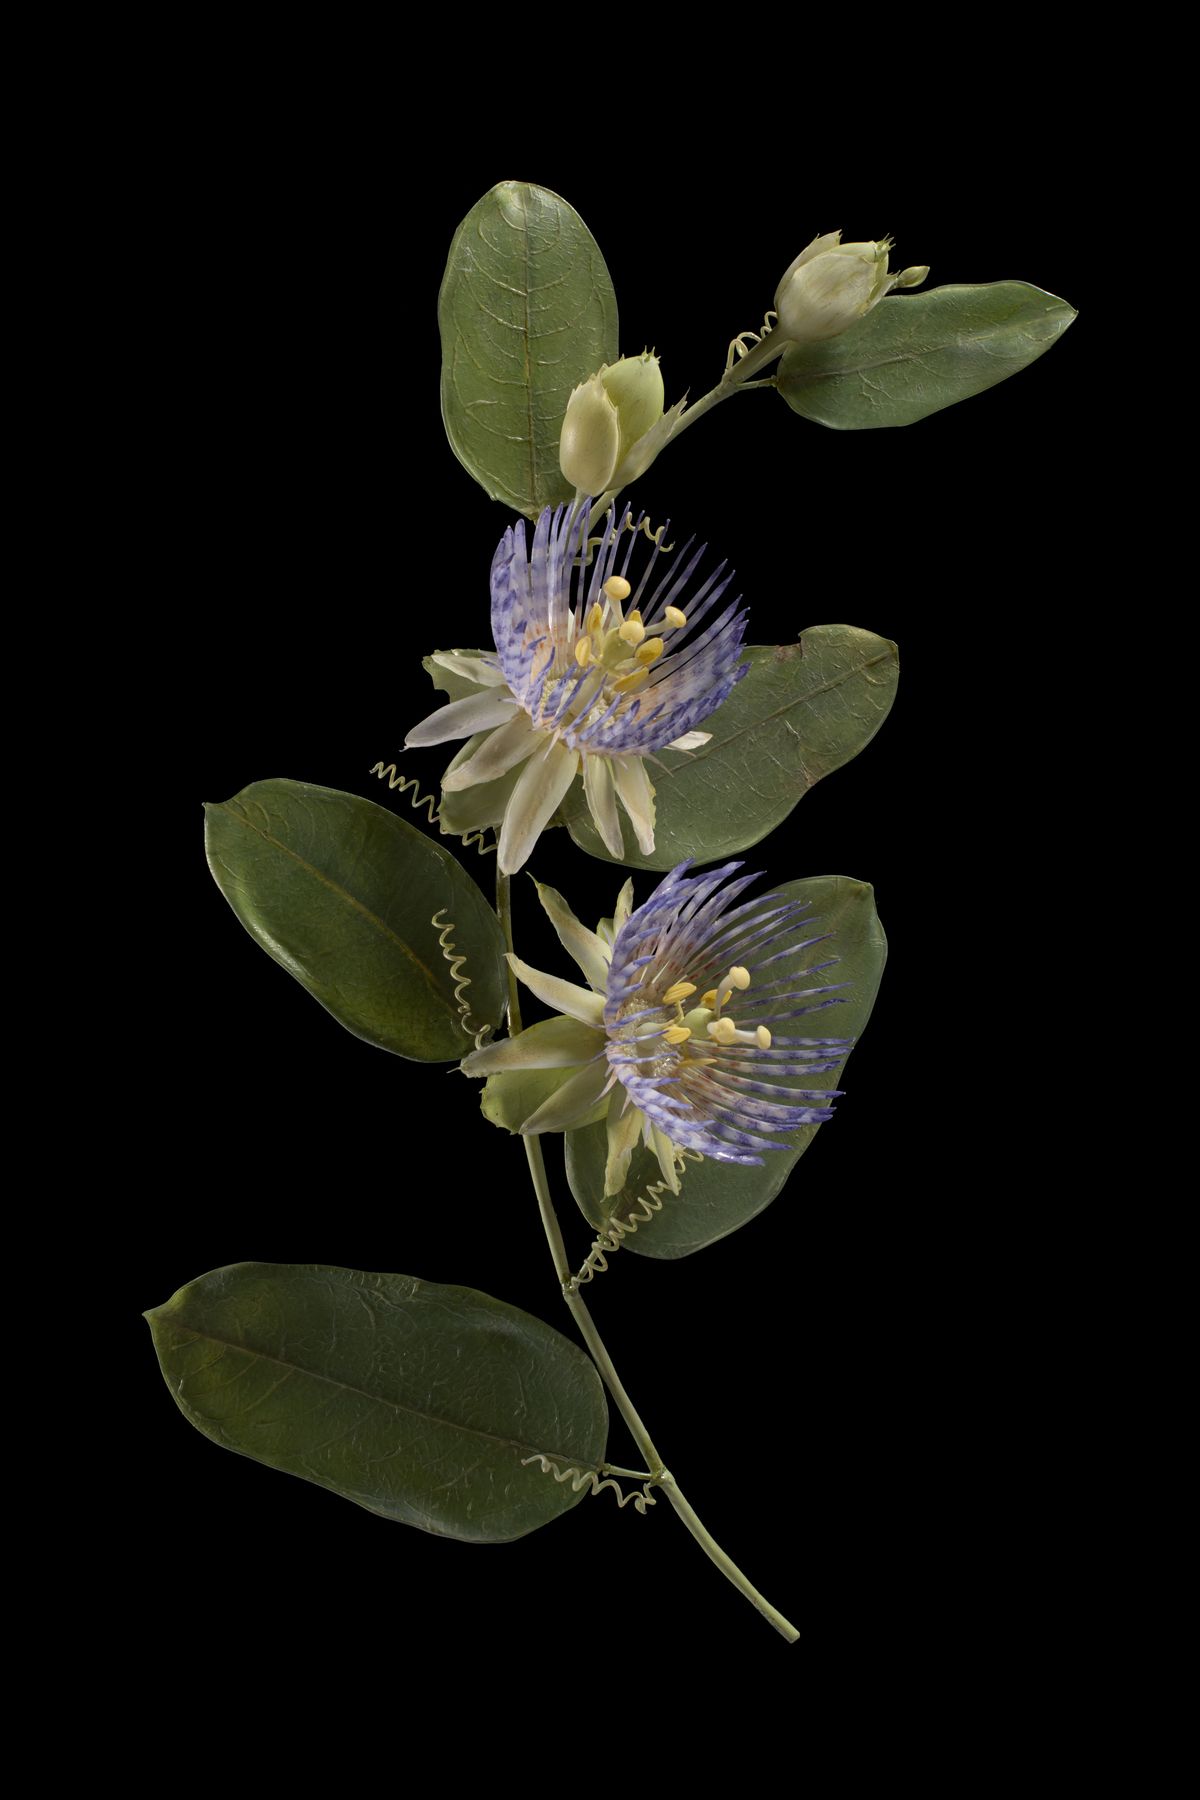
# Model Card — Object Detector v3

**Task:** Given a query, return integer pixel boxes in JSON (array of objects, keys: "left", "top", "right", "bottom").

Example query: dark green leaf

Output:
[
  {"left": 439, "top": 181, "right": 619, "bottom": 516},
  {"left": 564, "top": 632, "right": 898, "bottom": 870},
  {"left": 778, "top": 281, "right": 1076, "bottom": 430},
  {"left": 146, "top": 1263, "right": 608, "bottom": 1542},
  {"left": 565, "top": 877, "right": 886, "bottom": 1257},
  {"left": 205, "top": 778, "right": 506, "bottom": 1061}
]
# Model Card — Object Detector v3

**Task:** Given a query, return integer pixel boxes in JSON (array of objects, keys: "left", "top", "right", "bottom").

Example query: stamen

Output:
[
  {"left": 604, "top": 575, "right": 632, "bottom": 602},
  {"left": 663, "top": 1024, "right": 692, "bottom": 1045},
  {"left": 662, "top": 981, "right": 697, "bottom": 1006},
  {"left": 575, "top": 637, "right": 592, "bottom": 667},
  {"left": 588, "top": 602, "right": 604, "bottom": 633},
  {"left": 613, "top": 668, "right": 649, "bottom": 692},
  {"left": 619, "top": 619, "right": 646, "bottom": 648},
  {"left": 756, "top": 1025, "right": 772, "bottom": 1049},
  {"left": 727, "top": 966, "right": 751, "bottom": 990},
  {"left": 636, "top": 637, "right": 665, "bottom": 665},
  {"left": 664, "top": 606, "right": 687, "bottom": 628}
]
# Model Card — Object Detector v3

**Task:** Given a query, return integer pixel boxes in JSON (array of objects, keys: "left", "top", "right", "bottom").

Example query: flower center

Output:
[
  {"left": 525, "top": 575, "right": 689, "bottom": 749},
  {"left": 607, "top": 958, "right": 772, "bottom": 1087}
]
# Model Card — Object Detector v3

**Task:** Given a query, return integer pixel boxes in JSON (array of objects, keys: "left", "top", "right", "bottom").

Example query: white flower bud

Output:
[
  {"left": 601, "top": 353, "right": 665, "bottom": 459},
  {"left": 774, "top": 231, "right": 922, "bottom": 347},
  {"left": 559, "top": 373, "right": 620, "bottom": 493}
]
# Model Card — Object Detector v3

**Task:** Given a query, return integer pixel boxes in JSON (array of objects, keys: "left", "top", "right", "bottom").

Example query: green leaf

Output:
[
  {"left": 439, "top": 181, "right": 619, "bottom": 516},
  {"left": 145, "top": 1263, "right": 608, "bottom": 1542},
  {"left": 564, "top": 632, "right": 898, "bottom": 870},
  {"left": 565, "top": 876, "right": 886, "bottom": 1257},
  {"left": 204, "top": 778, "right": 506, "bottom": 1061},
  {"left": 777, "top": 281, "right": 1076, "bottom": 430}
]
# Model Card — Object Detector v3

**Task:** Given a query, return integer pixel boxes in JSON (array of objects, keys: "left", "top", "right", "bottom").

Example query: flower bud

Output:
[
  {"left": 559, "top": 373, "right": 621, "bottom": 493},
  {"left": 560, "top": 351, "right": 688, "bottom": 496},
  {"left": 774, "top": 231, "right": 925, "bottom": 347},
  {"left": 600, "top": 353, "right": 665, "bottom": 460}
]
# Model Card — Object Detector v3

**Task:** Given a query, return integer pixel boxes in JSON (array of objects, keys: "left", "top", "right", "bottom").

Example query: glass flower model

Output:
[
  {"left": 462, "top": 861, "right": 854, "bottom": 1198},
  {"left": 405, "top": 502, "right": 749, "bottom": 874}
]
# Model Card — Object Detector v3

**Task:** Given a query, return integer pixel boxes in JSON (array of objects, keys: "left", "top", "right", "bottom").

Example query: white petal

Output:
[
  {"left": 534, "top": 881, "right": 612, "bottom": 992},
  {"left": 429, "top": 650, "right": 509, "bottom": 687},
  {"left": 441, "top": 710, "right": 540, "bottom": 791},
  {"left": 405, "top": 689, "right": 519, "bottom": 748},
  {"left": 520, "top": 1058, "right": 613, "bottom": 1134},
  {"left": 583, "top": 753, "right": 624, "bottom": 858},
  {"left": 666, "top": 730, "right": 712, "bottom": 752},
  {"left": 612, "top": 755, "right": 656, "bottom": 856},
  {"left": 613, "top": 878, "right": 635, "bottom": 933},
  {"left": 650, "top": 1125, "right": 682, "bottom": 1194},
  {"left": 460, "top": 1015, "right": 604, "bottom": 1076},
  {"left": 604, "top": 1098, "right": 643, "bottom": 1196},
  {"left": 497, "top": 739, "right": 580, "bottom": 875},
  {"left": 506, "top": 954, "right": 606, "bottom": 1027}
]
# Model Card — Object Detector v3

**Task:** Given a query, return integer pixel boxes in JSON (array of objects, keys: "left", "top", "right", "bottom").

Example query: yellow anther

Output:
[
  {"left": 613, "top": 668, "right": 649, "bottom": 692},
  {"left": 636, "top": 637, "right": 665, "bottom": 665},
  {"left": 663, "top": 1024, "right": 692, "bottom": 1045},
  {"left": 574, "top": 636, "right": 592, "bottom": 667},
  {"left": 618, "top": 619, "right": 646, "bottom": 648},
  {"left": 664, "top": 606, "right": 687, "bottom": 628},
  {"left": 627, "top": 609, "right": 643, "bottom": 624},
  {"left": 700, "top": 989, "right": 718, "bottom": 1009},
  {"left": 756, "top": 1025, "right": 772, "bottom": 1049},
  {"left": 662, "top": 981, "right": 697, "bottom": 1006},
  {"left": 728, "top": 966, "right": 751, "bottom": 990},
  {"left": 587, "top": 602, "right": 604, "bottom": 633},
  {"left": 604, "top": 576, "right": 632, "bottom": 602}
]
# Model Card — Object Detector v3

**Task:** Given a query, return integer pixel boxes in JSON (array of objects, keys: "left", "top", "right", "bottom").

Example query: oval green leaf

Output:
[
  {"left": 205, "top": 778, "right": 506, "bottom": 1061},
  {"left": 565, "top": 876, "right": 886, "bottom": 1257},
  {"left": 777, "top": 281, "right": 1076, "bottom": 430},
  {"left": 146, "top": 1263, "right": 608, "bottom": 1542},
  {"left": 564, "top": 631, "right": 898, "bottom": 870},
  {"left": 439, "top": 181, "right": 619, "bottom": 516}
]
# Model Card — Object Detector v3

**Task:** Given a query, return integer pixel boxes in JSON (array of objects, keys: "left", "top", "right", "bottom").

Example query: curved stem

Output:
[{"left": 494, "top": 866, "right": 800, "bottom": 1643}]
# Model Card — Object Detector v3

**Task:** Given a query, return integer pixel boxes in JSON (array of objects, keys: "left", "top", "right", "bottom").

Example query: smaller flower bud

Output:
[
  {"left": 774, "top": 231, "right": 924, "bottom": 348},
  {"left": 559, "top": 373, "right": 620, "bottom": 494},
  {"left": 601, "top": 352, "right": 666, "bottom": 457}
]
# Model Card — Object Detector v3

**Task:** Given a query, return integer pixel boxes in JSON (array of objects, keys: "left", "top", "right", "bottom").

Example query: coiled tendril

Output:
[
  {"left": 431, "top": 908, "right": 492, "bottom": 1050},
  {"left": 370, "top": 761, "right": 496, "bottom": 857},
  {"left": 724, "top": 309, "right": 779, "bottom": 374},
  {"left": 572, "top": 1151, "right": 703, "bottom": 1286},
  {"left": 520, "top": 1455, "right": 658, "bottom": 1514}
]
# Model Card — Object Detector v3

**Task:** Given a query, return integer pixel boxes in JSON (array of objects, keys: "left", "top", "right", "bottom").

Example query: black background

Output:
[{"left": 129, "top": 115, "right": 1093, "bottom": 1695}]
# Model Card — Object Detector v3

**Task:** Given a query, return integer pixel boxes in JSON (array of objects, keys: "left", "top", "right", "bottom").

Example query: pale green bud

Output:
[
  {"left": 600, "top": 353, "right": 666, "bottom": 460},
  {"left": 894, "top": 265, "right": 929, "bottom": 289},
  {"left": 559, "top": 373, "right": 621, "bottom": 493},
  {"left": 775, "top": 231, "right": 922, "bottom": 346}
]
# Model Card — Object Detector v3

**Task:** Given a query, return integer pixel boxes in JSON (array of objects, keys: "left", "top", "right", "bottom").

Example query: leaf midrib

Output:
[
  {"left": 210, "top": 799, "right": 456, "bottom": 1023},
  {"left": 657, "top": 639, "right": 895, "bottom": 778},
  {"left": 786, "top": 311, "right": 1072, "bottom": 387},
  {"left": 167, "top": 1319, "right": 601, "bottom": 1471}
]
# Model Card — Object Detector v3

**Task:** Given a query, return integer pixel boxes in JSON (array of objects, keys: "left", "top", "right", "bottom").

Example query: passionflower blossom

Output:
[
  {"left": 461, "top": 862, "right": 854, "bottom": 1198},
  {"left": 405, "top": 502, "right": 749, "bottom": 875}
]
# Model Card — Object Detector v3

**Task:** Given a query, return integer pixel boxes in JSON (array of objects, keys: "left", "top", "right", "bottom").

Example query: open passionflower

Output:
[
  {"left": 462, "top": 862, "right": 854, "bottom": 1197},
  {"left": 406, "top": 503, "right": 749, "bottom": 875}
]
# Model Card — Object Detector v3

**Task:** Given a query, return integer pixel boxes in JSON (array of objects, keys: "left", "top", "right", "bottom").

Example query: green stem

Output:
[
  {"left": 670, "top": 330, "right": 786, "bottom": 444},
  {"left": 494, "top": 866, "right": 800, "bottom": 1644}
]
